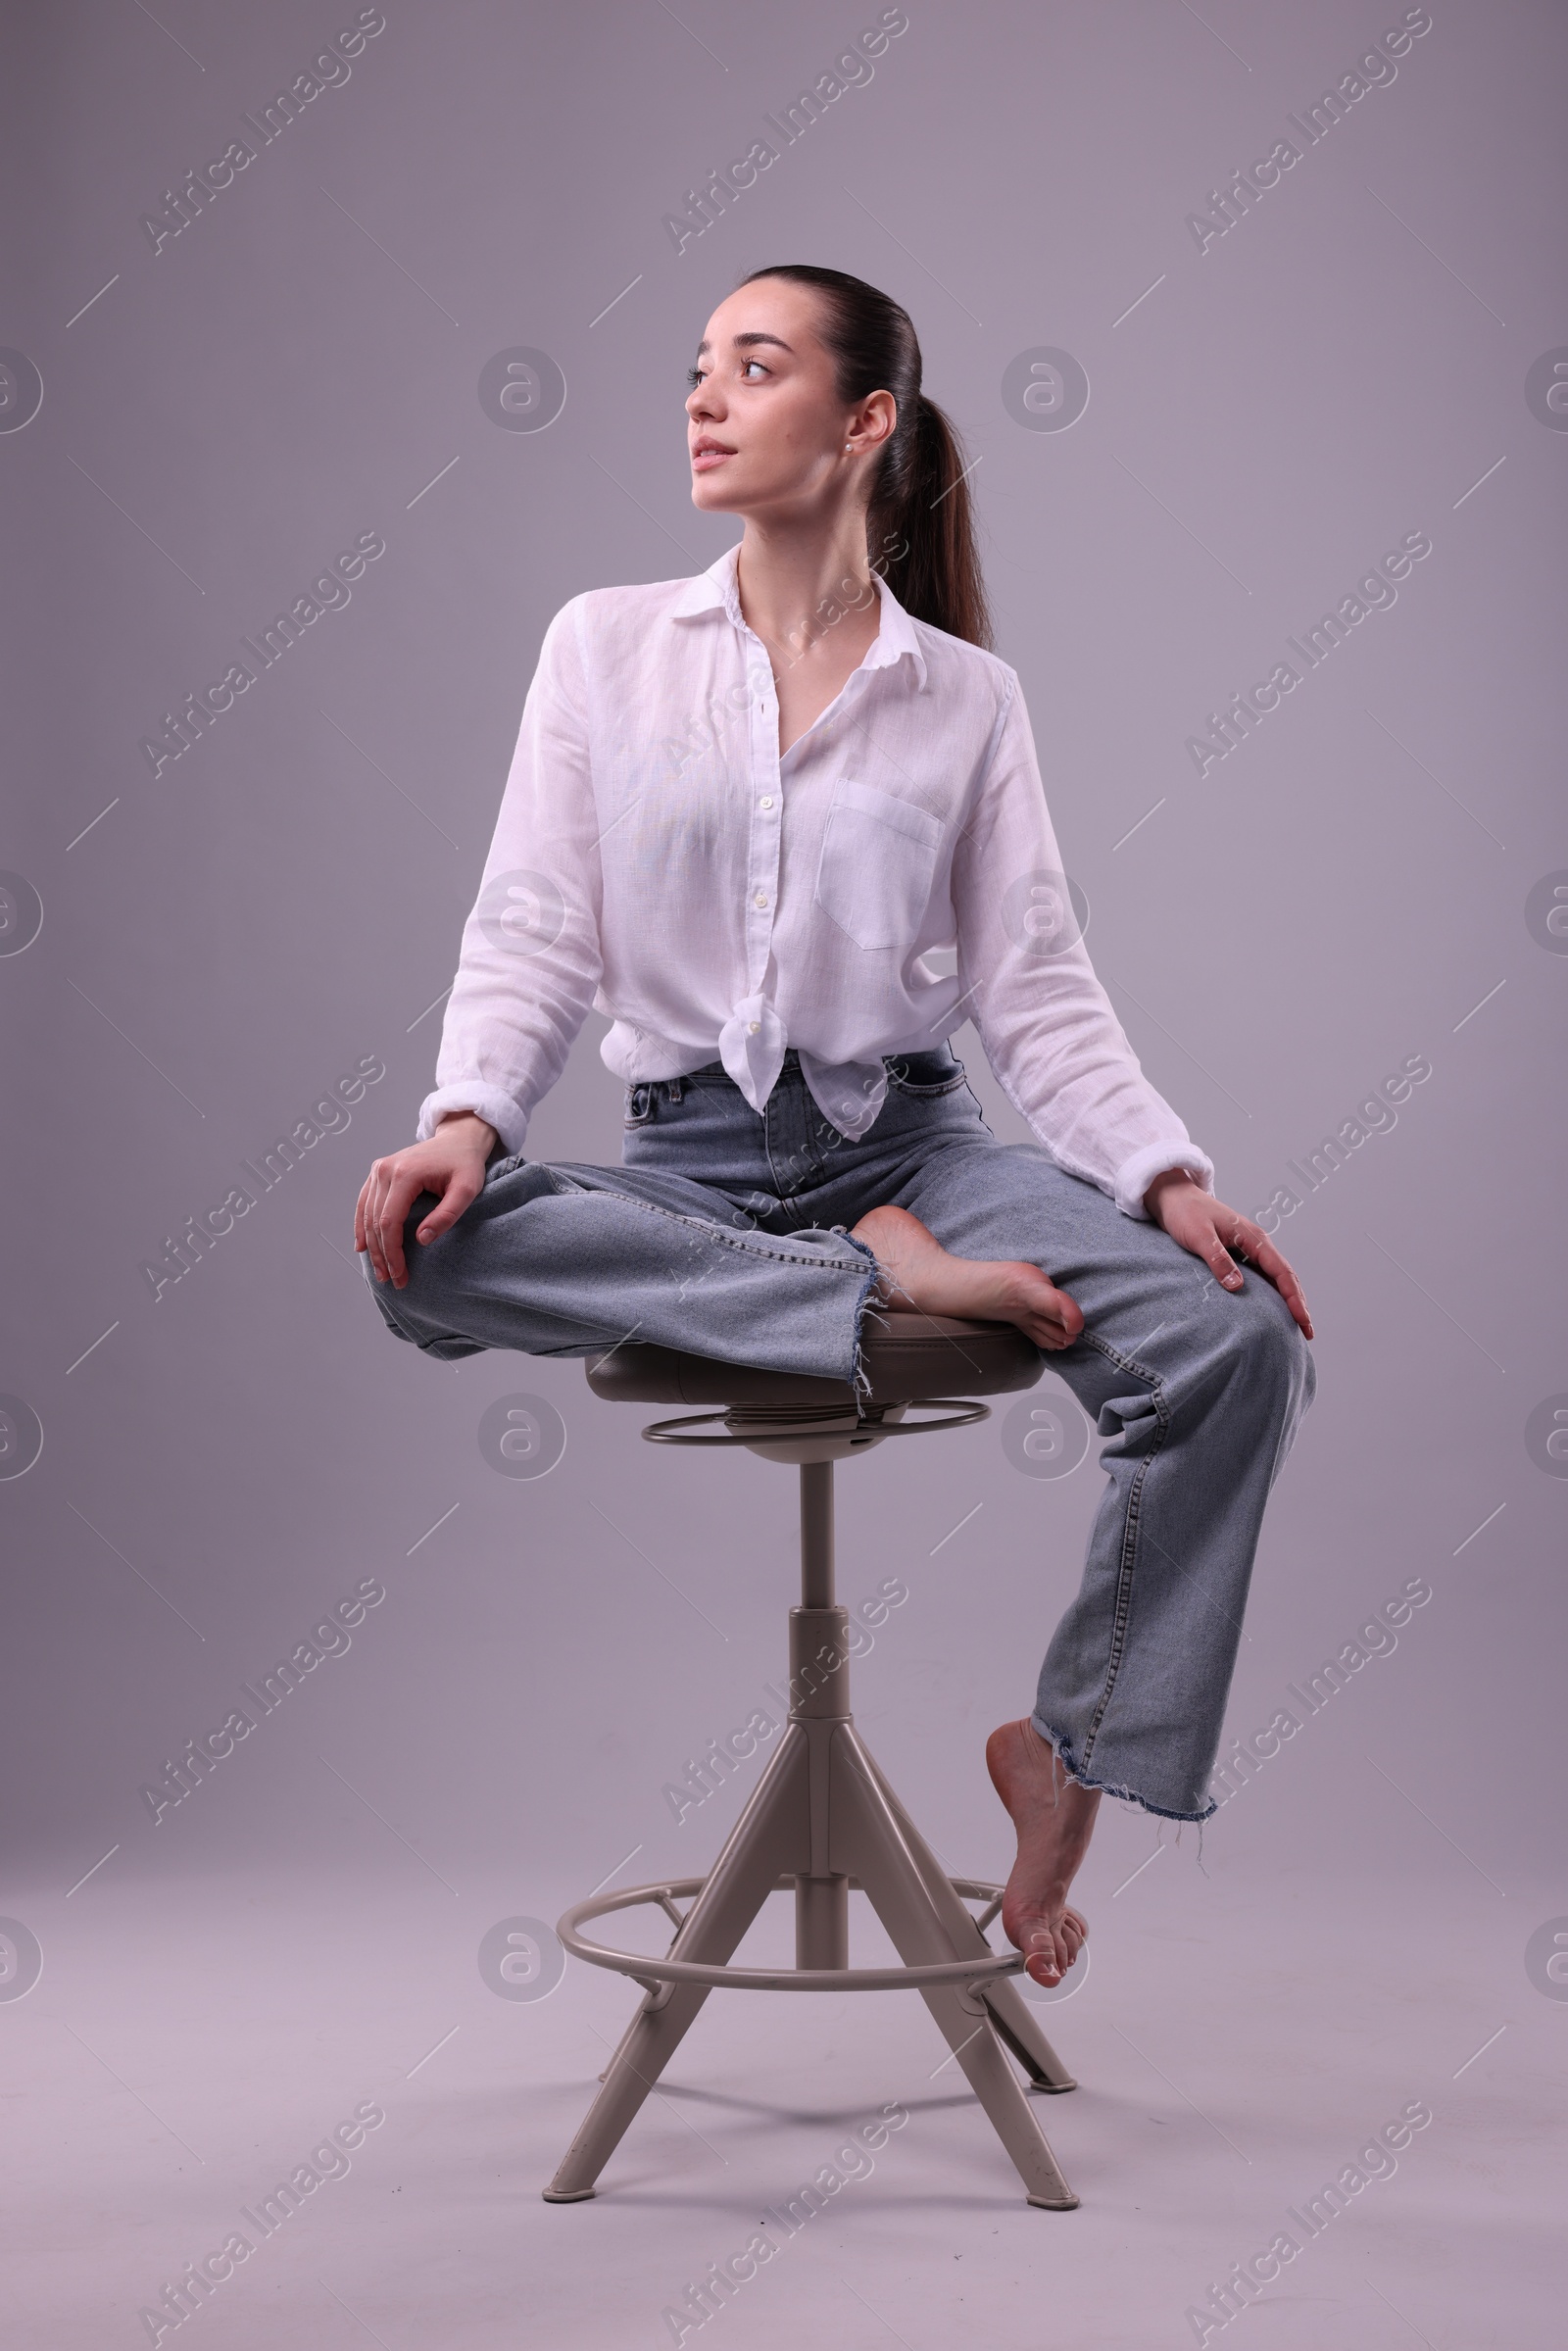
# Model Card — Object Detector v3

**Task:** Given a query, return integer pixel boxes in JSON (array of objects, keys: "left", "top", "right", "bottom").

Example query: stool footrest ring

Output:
[
  {"left": 557, "top": 1873, "right": 1024, "bottom": 1993},
  {"left": 642, "top": 1400, "right": 989, "bottom": 1445}
]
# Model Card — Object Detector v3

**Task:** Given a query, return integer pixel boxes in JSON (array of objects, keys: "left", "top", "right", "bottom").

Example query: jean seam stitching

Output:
[
  {"left": 1073, "top": 1331, "right": 1171, "bottom": 1769},
  {"left": 547, "top": 1178, "right": 867, "bottom": 1271}
]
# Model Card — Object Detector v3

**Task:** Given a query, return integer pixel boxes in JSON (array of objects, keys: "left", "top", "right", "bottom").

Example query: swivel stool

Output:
[{"left": 544, "top": 1313, "right": 1083, "bottom": 2210}]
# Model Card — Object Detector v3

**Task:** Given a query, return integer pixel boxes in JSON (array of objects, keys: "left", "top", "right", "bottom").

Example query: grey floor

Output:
[{"left": 7, "top": 1817, "right": 1558, "bottom": 2346}]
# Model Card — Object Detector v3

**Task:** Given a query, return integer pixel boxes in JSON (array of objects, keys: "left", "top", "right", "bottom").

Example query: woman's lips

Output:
[{"left": 691, "top": 446, "right": 734, "bottom": 470}]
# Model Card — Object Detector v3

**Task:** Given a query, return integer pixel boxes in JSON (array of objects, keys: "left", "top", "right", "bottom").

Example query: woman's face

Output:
[{"left": 685, "top": 278, "right": 891, "bottom": 521}]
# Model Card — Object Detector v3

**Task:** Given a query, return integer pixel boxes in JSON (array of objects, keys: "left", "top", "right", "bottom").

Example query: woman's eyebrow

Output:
[{"left": 692, "top": 331, "right": 797, "bottom": 359}]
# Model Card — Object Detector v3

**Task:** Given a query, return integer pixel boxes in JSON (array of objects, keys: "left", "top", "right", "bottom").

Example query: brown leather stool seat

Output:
[{"left": 584, "top": 1312, "right": 1044, "bottom": 1408}]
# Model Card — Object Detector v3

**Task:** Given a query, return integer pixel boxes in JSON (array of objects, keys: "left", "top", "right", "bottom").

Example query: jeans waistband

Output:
[
  {"left": 623, "top": 1044, "right": 962, "bottom": 1128},
  {"left": 675, "top": 1044, "right": 957, "bottom": 1084}
]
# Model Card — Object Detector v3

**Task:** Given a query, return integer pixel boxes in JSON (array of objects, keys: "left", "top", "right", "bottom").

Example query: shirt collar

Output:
[{"left": 670, "top": 539, "right": 928, "bottom": 690}]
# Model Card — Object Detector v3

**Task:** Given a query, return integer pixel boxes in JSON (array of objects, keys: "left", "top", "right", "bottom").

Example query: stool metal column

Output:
[{"left": 793, "top": 1459, "right": 850, "bottom": 1971}]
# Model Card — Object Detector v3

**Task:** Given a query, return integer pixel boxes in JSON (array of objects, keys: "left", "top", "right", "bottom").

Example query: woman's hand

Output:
[
  {"left": 1142, "top": 1169, "right": 1313, "bottom": 1341},
  {"left": 355, "top": 1111, "right": 499, "bottom": 1289}
]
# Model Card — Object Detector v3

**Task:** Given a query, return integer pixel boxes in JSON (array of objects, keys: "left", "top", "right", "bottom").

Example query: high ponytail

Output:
[{"left": 735, "top": 263, "right": 993, "bottom": 651}]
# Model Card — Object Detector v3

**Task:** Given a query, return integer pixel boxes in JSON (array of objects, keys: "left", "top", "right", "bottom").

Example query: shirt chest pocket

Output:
[{"left": 813, "top": 779, "right": 944, "bottom": 953}]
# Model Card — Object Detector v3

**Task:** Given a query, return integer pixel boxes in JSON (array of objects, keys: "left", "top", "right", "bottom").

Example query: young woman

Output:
[{"left": 356, "top": 265, "right": 1315, "bottom": 1989}]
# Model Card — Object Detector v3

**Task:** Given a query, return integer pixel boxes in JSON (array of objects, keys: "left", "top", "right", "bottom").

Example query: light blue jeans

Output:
[{"left": 364, "top": 1046, "right": 1314, "bottom": 1820}]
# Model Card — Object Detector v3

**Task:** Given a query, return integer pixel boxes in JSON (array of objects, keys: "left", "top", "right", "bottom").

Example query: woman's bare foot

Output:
[
  {"left": 850, "top": 1203, "right": 1084, "bottom": 1352},
  {"left": 985, "top": 1718, "right": 1102, "bottom": 1986}
]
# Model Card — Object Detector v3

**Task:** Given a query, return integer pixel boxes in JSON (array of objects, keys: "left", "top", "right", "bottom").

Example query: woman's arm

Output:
[
  {"left": 418, "top": 594, "right": 605, "bottom": 1150},
  {"left": 356, "top": 595, "right": 604, "bottom": 1285},
  {"left": 953, "top": 669, "right": 1210, "bottom": 1214},
  {"left": 954, "top": 670, "right": 1311, "bottom": 1336}
]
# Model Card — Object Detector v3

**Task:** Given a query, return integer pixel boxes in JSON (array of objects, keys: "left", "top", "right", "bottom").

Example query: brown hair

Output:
[{"left": 736, "top": 262, "right": 993, "bottom": 651}]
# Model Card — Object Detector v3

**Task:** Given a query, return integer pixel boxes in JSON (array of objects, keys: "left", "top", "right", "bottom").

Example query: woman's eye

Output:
[{"left": 686, "top": 360, "right": 768, "bottom": 390}]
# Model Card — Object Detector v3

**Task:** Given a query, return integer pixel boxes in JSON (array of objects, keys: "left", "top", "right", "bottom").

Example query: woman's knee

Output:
[
  {"left": 362, "top": 1239, "right": 484, "bottom": 1358},
  {"left": 1225, "top": 1275, "right": 1314, "bottom": 1421}
]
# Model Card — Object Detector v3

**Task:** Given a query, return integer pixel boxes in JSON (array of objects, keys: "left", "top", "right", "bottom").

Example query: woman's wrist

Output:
[
  {"left": 1142, "top": 1165, "right": 1198, "bottom": 1220},
  {"left": 435, "top": 1109, "right": 499, "bottom": 1153}
]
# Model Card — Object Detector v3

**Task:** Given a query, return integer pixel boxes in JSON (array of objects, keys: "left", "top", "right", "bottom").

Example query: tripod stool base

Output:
[
  {"left": 546, "top": 1381, "right": 1081, "bottom": 2208},
  {"left": 543, "top": 1709, "right": 1080, "bottom": 2209}
]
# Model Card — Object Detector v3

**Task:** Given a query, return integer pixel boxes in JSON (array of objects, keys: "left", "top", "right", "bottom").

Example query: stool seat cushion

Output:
[{"left": 583, "top": 1314, "right": 1044, "bottom": 1408}]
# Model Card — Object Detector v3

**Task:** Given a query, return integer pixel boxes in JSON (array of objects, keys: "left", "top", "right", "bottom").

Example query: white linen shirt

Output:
[{"left": 418, "top": 540, "right": 1215, "bottom": 1220}]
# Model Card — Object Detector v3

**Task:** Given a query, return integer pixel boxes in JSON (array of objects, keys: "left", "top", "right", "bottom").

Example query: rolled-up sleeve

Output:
[
  {"left": 417, "top": 596, "right": 604, "bottom": 1154},
  {"left": 953, "top": 668, "right": 1215, "bottom": 1219}
]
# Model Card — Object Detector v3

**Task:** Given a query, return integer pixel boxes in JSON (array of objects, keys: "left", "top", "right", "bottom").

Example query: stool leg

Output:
[
  {"left": 977, "top": 1979, "right": 1079, "bottom": 2097},
  {"left": 831, "top": 1724, "right": 1078, "bottom": 2210},
  {"left": 849, "top": 1741, "right": 1077, "bottom": 2093},
  {"left": 543, "top": 1722, "right": 811, "bottom": 2202}
]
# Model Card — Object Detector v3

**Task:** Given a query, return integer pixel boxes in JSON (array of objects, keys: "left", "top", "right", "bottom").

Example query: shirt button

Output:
[
  {"left": 755, "top": 891, "right": 767, "bottom": 908},
  {"left": 760, "top": 796, "right": 773, "bottom": 809},
  {"left": 748, "top": 1020, "right": 760, "bottom": 1034}
]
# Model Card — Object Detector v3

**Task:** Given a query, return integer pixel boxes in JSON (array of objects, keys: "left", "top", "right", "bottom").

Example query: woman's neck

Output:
[{"left": 734, "top": 523, "right": 878, "bottom": 674}]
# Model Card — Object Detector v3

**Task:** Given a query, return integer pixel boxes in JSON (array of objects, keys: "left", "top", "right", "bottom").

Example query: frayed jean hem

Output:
[
  {"left": 1029, "top": 1710, "right": 1219, "bottom": 1827},
  {"left": 832, "top": 1226, "right": 885, "bottom": 1408}
]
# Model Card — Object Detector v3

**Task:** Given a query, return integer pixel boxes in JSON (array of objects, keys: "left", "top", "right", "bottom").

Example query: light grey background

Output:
[{"left": 2, "top": 4, "right": 1562, "bottom": 2345}]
